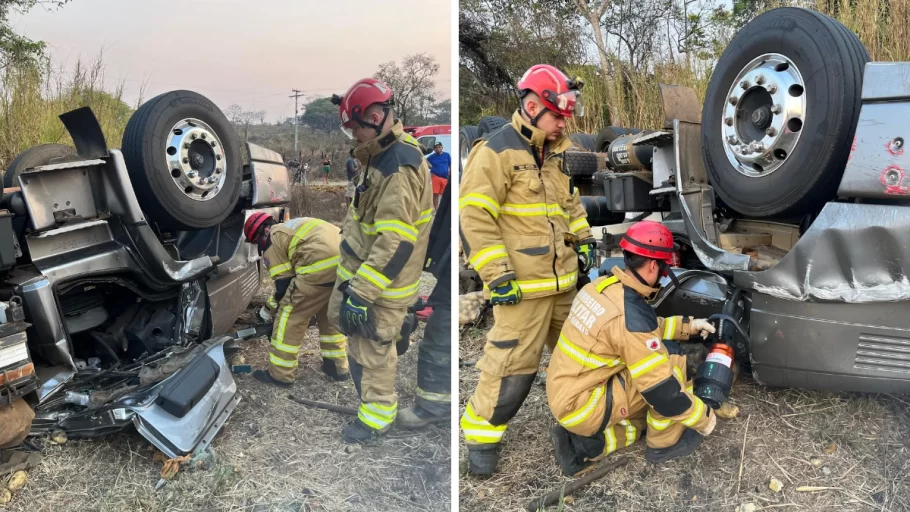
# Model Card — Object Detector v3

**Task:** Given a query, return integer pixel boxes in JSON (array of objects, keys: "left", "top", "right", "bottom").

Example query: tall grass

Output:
[
  {"left": 0, "top": 56, "right": 133, "bottom": 169},
  {"left": 566, "top": 0, "right": 907, "bottom": 134}
]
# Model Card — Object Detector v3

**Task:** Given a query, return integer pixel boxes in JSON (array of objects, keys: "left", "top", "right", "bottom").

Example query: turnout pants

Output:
[
  {"left": 461, "top": 290, "right": 576, "bottom": 448},
  {"left": 328, "top": 282, "right": 407, "bottom": 433},
  {"left": 268, "top": 279, "right": 348, "bottom": 383},
  {"left": 416, "top": 255, "right": 452, "bottom": 416},
  {"left": 559, "top": 353, "right": 694, "bottom": 462}
]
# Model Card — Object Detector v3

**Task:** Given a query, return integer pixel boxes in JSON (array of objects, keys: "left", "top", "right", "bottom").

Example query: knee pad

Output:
[{"left": 489, "top": 373, "right": 536, "bottom": 425}]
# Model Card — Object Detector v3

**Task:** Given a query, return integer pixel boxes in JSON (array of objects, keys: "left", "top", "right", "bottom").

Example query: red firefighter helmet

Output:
[
  {"left": 244, "top": 212, "right": 272, "bottom": 244},
  {"left": 330, "top": 78, "right": 394, "bottom": 138},
  {"left": 517, "top": 64, "right": 585, "bottom": 119},
  {"left": 619, "top": 221, "right": 677, "bottom": 265}
]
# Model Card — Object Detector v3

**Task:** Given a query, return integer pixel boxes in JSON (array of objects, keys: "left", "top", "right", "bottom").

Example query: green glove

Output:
[
  {"left": 490, "top": 280, "right": 522, "bottom": 306},
  {"left": 577, "top": 240, "right": 597, "bottom": 274}
]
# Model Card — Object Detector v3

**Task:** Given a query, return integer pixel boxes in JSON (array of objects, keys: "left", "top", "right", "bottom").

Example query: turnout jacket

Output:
[
  {"left": 459, "top": 111, "right": 593, "bottom": 300},
  {"left": 339, "top": 121, "right": 433, "bottom": 307},
  {"left": 264, "top": 217, "right": 342, "bottom": 303},
  {"left": 546, "top": 266, "right": 715, "bottom": 437}
]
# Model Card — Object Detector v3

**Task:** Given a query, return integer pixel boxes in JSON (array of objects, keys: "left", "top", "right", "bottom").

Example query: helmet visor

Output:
[
  {"left": 339, "top": 123, "right": 355, "bottom": 139},
  {"left": 555, "top": 90, "right": 584, "bottom": 118}
]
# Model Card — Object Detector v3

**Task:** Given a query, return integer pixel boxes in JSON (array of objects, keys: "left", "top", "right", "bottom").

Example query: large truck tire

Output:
[
  {"left": 564, "top": 151, "right": 599, "bottom": 177},
  {"left": 701, "top": 8, "right": 868, "bottom": 218},
  {"left": 122, "top": 90, "right": 242, "bottom": 231},
  {"left": 4, "top": 144, "right": 75, "bottom": 188},
  {"left": 459, "top": 125, "right": 479, "bottom": 175},
  {"left": 594, "top": 126, "right": 642, "bottom": 153},
  {"left": 569, "top": 133, "right": 597, "bottom": 152},
  {"left": 477, "top": 116, "right": 508, "bottom": 137}
]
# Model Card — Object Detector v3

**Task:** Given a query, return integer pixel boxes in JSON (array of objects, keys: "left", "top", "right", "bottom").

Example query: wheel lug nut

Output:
[
  {"left": 767, "top": 84, "right": 777, "bottom": 93},
  {"left": 208, "top": 176, "right": 217, "bottom": 184},
  {"left": 724, "top": 117, "right": 733, "bottom": 126},
  {"left": 766, "top": 127, "right": 777, "bottom": 137},
  {"left": 198, "top": 178, "right": 206, "bottom": 185},
  {"left": 771, "top": 104, "right": 782, "bottom": 114},
  {"left": 201, "top": 133, "right": 207, "bottom": 139},
  {"left": 183, "top": 143, "right": 190, "bottom": 149},
  {"left": 191, "top": 133, "right": 197, "bottom": 140},
  {"left": 740, "top": 144, "right": 751, "bottom": 155},
  {"left": 740, "top": 80, "right": 750, "bottom": 90},
  {"left": 750, "top": 142, "right": 765, "bottom": 152},
  {"left": 755, "top": 75, "right": 765, "bottom": 85},
  {"left": 211, "top": 141, "right": 217, "bottom": 147},
  {"left": 216, "top": 154, "right": 222, "bottom": 160},
  {"left": 729, "top": 96, "right": 738, "bottom": 105},
  {"left": 182, "top": 157, "right": 189, "bottom": 164},
  {"left": 187, "top": 170, "right": 198, "bottom": 178},
  {"left": 215, "top": 168, "right": 222, "bottom": 174},
  {"left": 727, "top": 135, "right": 738, "bottom": 144}
]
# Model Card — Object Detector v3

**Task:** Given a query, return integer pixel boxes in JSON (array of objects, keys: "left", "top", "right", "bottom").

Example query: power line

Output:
[{"left": 289, "top": 89, "right": 305, "bottom": 153}]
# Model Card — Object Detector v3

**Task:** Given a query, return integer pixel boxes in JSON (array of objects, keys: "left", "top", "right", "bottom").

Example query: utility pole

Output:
[{"left": 289, "top": 89, "right": 304, "bottom": 153}]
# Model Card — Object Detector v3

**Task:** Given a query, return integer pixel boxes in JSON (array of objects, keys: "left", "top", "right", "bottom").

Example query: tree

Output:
[
  {"left": 0, "top": 1, "right": 69, "bottom": 71},
  {"left": 374, "top": 53, "right": 440, "bottom": 126},
  {"left": 301, "top": 97, "right": 337, "bottom": 134},
  {"left": 224, "top": 104, "right": 242, "bottom": 124}
]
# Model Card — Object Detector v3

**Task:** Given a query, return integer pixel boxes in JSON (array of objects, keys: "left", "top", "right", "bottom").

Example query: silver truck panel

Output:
[
  {"left": 734, "top": 202, "right": 910, "bottom": 303},
  {"left": 247, "top": 142, "right": 291, "bottom": 207}
]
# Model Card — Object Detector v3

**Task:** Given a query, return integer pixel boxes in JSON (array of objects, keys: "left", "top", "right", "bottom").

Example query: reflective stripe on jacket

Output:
[
  {"left": 264, "top": 217, "right": 341, "bottom": 286},
  {"left": 459, "top": 111, "right": 593, "bottom": 300}
]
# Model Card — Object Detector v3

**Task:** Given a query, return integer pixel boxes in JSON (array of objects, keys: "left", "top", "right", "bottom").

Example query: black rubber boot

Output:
[
  {"left": 321, "top": 359, "right": 351, "bottom": 382},
  {"left": 342, "top": 419, "right": 385, "bottom": 444},
  {"left": 397, "top": 405, "right": 448, "bottom": 429},
  {"left": 253, "top": 370, "right": 292, "bottom": 388},
  {"left": 467, "top": 444, "right": 499, "bottom": 477},
  {"left": 645, "top": 428, "right": 705, "bottom": 464},
  {"left": 550, "top": 425, "right": 592, "bottom": 477}
]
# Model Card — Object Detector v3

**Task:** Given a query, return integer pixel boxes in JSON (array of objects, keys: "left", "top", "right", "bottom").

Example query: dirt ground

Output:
[
  {"left": 2, "top": 186, "right": 451, "bottom": 512},
  {"left": 458, "top": 315, "right": 910, "bottom": 512}
]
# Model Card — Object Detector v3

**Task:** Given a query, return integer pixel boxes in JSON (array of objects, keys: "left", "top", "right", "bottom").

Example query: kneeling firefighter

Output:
[
  {"left": 546, "top": 221, "right": 718, "bottom": 476},
  {"left": 244, "top": 213, "right": 349, "bottom": 386},
  {"left": 327, "top": 78, "right": 434, "bottom": 444}
]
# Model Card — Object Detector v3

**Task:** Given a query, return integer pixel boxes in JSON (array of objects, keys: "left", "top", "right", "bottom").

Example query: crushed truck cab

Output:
[{"left": 0, "top": 90, "right": 291, "bottom": 456}]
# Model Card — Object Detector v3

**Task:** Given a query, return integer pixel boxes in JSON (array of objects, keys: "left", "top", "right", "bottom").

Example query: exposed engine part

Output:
[{"left": 607, "top": 134, "right": 654, "bottom": 171}]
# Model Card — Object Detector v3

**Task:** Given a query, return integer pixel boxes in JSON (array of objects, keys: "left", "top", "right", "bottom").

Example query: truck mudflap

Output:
[
  {"left": 30, "top": 337, "right": 240, "bottom": 457},
  {"left": 734, "top": 202, "right": 910, "bottom": 303}
]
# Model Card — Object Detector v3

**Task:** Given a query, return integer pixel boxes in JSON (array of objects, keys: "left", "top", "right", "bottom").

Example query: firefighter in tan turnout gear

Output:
[
  {"left": 459, "top": 64, "right": 597, "bottom": 476},
  {"left": 547, "top": 221, "right": 719, "bottom": 475},
  {"left": 328, "top": 78, "right": 433, "bottom": 444},
  {"left": 243, "top": 213, "right": 349, "bottom": 387}
]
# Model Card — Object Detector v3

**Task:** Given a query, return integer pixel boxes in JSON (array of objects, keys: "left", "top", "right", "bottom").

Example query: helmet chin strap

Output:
[
  {"left": 357, "top": 104, "right": 391, "bottom": 138},
  {"left": 520, "top": 101, "right": 549, "bottom": 127}
]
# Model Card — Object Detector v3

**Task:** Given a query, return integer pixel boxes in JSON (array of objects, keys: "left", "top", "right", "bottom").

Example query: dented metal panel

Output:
[
  {"left": 247, "top": 142, "right": 291, "bottom": 207},
  {"left": 735, "top": 202, "right": 910, "bottom": 302}
]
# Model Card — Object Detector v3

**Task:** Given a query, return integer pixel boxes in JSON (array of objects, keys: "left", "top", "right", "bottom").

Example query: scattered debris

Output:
[
  {"left": 795, "top": 486, "right": 840, "bottom": 492},
  {"left": 769, "top": 478, "right": 783, "bottom": 492},
  {"left": 735, "top": 503, "right": 756, "bottom": 512},
  {"left": 809, "top": 457, "right": 823, "bottom": 467},
  {"left": 716, "top": 402, "right": 740, "bottom": 419},
  {"left": 822, "top": 467, "right": 832, "bottom": 476},
  {"left": 0, "top": 487, "right": 10, "bottom": 504},
  {"left": 232, "top": 364, "right": 253, "bottom": 374},
  {"left": 49, "top": 430, "right": 67, "bottom": 445},
  {"left": 288, "top": 395, "right": 358, "bottom": 416},
  {"left": 459, "top": 292, "right": 486, "bottom": 325},
  {"left": 190, "top": 448, "right": 217, "bottom": 471},
  {"left": 7, "top": 471, "right": 26, "bottom": 492},
  {"left": 823, "top": 442, "right": 838, "bottom": 454},
  {"left": 160, "top": 454, "right": 191, "bottom": 480},
  {"left": 525, "top": 457, "right": 631, "bottom": 512},
  {"left": 345, "top": 445, "right": 362, "bottom": 455}
]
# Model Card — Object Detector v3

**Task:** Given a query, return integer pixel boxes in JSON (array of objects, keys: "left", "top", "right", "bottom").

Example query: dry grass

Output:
[
  {"left": 458, "top": 315, "right": 910, "bottom": 512},
  {"left": 2, "top": 188, "right": 450, "bottom": 512}
]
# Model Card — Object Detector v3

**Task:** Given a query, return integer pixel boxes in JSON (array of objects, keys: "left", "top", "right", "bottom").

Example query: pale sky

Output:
[{"left": 12, "top": 0, "right": 452, "bottom": 121}]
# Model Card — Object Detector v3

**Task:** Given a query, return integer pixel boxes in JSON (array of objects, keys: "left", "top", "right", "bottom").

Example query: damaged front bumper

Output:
[{"left": 31, "top": 337, "right": 239, "bottom": 458}]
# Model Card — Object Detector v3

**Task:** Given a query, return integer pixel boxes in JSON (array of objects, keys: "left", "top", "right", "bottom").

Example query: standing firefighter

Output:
[
  {"left": 328, "top": 78, "right": 433, "bottom": 444},
  {"left": 243, "top": 213, "right": 349, "bottom": 386},
  {"left": 459, "top": 64, "right": 596, "bottom": 475},
  {"left": 547, "top": 221, "right": 718, "bottom": 475},
  {"left": 399, "top": 178, "right": 452, "bottom": 427}
]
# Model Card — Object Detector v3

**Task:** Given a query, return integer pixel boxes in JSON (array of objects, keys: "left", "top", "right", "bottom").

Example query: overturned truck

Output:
[
  {"left": 463, "top": 8, "right": 910, "bottom": 395},
  {"left": 0, "top": 90, "right": 291, "bottom": 457}
]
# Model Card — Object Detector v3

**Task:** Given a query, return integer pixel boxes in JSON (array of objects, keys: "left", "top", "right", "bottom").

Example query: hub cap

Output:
[
  {"left": 166, "top": 118, "right": 227, "bottom": 201},
  {"left": 722, "top": 54, "right": 806, "bottom": 178}
]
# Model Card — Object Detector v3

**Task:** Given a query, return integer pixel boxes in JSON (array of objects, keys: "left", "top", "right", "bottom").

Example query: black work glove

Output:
[{"left": 339, "top": 287, "right": 378, "bottom": 341}]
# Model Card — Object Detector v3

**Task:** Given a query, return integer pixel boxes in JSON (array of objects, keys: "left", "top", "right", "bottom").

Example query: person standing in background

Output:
[
  {"left": 426, "top": 142, "right": 451, "bottom": 210},
  {"left": 322, "top": 155, "right": 332, "bottom": 185}
]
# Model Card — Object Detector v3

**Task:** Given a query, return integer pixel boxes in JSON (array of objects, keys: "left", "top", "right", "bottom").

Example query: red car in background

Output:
[{"left": 404, "top": 125, "right": 452, "bottom": 155}]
